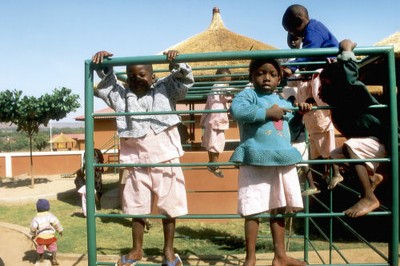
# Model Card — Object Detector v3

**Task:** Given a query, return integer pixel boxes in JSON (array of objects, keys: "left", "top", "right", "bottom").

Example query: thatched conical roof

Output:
[
  {"left": 164, "top": 7, "right": 275, "bottom": 54},
  {"left": 374, "top": 32, "right": 400, "bottom": 58},
  {"left": 156, "top": 7, "right": 276, "bottom": 76},
  {"left": 49, "top": 133, "right": 76, "bottom": 144}
]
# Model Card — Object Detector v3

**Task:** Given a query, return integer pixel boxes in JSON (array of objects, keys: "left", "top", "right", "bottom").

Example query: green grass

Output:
[{"left": 0, "top": 180, "right": 388, "bottom": 257}]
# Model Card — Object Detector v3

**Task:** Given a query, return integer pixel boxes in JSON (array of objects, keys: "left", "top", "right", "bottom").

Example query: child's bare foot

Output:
[
  {"left": 370, "top": 173, "right": 383, "bottom": 191},
  {"left": 344, "top": 196, "right": 380, "bottom": 218},
  {"left": 272, "top": 255, "right": 306, "bottom": 266},
  {"left": 242, "top": 256, "right": 256, "bottom": 266},
  {"left": 327, "top": 174, "right": 344, "bottom": 190},
  {"left": 301, "top": 186, "right": 320, "bottom": 196}
]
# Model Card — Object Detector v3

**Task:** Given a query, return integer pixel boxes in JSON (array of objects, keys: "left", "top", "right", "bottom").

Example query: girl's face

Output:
[
  {"left": 250, "top": 63, "right": 281, "bottom": 94},
  {"left": 126, "top": 65, "right": 155, "bottom": 97}
]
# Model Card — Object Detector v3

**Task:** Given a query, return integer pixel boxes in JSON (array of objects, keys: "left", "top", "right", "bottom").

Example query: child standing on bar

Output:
[
  {"left": 200, "top": 68, "right": 233, "bottom": 178},
  {"left": 230, "top": 58, "right": 311, "bottom": 266},
  {"left": 92, "top": 50, "right": 194, "bottom": 266}
]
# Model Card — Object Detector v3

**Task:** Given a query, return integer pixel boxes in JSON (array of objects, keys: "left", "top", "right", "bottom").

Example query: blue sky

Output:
[{"left": 1, "top": 0, "right": 399, "bottom": 123}]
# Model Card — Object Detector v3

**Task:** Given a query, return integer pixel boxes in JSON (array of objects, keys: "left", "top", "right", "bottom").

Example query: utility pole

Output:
[{"left": 49, "top": 120, "right": 53, "bottom": 152}]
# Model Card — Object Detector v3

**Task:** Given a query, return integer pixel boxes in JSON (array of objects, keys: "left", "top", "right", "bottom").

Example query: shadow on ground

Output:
[{"left": 0, "top": 177, "right": 51, "bottom": 188}]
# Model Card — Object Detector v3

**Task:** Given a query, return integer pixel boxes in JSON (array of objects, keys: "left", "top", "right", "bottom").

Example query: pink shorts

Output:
[
  {"left": 330, "top": 137, "right": 386, "bottom": 174},
  {"left": 201, "top": 127, "right": 226, "bottom": 153},
  {"left": 122, "top": 158, "right": 188, "bottom": 218},
  {"left": 309, "top": 129, "right": 336, "bottom": 159},
  {"left": 238, "top": 165, "right": 304, "bottom": 216}
]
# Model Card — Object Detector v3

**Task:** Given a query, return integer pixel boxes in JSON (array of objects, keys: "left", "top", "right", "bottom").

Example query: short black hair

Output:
[
  {"left": 215, "top": 68, "right": 231, "bottom": 75},
  {"left": 249, "top": 58, "right": 282, "bottom": 80},
  {"left": 282, "top": 4, "right": 309, "bottom": 28},
  {"left": 126, "top": 64, "right": 153, "bottom": 73}
]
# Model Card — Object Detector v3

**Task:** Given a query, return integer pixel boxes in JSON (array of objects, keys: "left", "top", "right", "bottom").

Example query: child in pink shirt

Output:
[{"left": 200, "top": 68, "right": 233, "bottom": 177}]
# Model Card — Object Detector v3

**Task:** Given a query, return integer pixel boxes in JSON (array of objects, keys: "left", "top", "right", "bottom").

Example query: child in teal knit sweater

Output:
[{"left": 230, "top": 58, "right": 311, "bottom": 266}]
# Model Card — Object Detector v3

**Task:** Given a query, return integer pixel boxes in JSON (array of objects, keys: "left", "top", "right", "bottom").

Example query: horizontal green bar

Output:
[
  {"left": 95, "top": 211, "right": 390, "bottom": 220},
  {"left": 94, "top": 157, "right": 389, "bottom": 169},
  {"left": 91, "top": 104, "right": 387, "bottom": 117},
  {"left": 86, "top": 46, "right": 394, "bottom": 68}
]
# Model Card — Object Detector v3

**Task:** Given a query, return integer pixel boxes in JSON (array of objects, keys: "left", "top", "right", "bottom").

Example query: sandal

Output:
[
  {"left": 207, "top": 166, "right": 224, "bottom": 178},
  {"left": 162, "top": 254, "right": 182, "bottom": 266},
  {"left": 116, "top": 255, "right": 139, "bottom": 266},
  {"left": 51, "top": 258, "right": 60, "bottom": 265}
]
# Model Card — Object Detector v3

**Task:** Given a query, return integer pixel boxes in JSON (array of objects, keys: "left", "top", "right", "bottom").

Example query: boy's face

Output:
[
  {"left": 251, "top": 63, "right": 281, "bottom": 94},
  {"left": 126, "top": 65, "right": 155, "bottom": 97},
  {"left": 287, "top": 34, "right": 302, "bottom": 49}
]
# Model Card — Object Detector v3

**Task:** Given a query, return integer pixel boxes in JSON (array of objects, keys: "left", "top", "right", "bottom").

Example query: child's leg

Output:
[
  {"left": 327, "top": 164, "right": 344, "bottom": 190},
  {"left": 208, "top": 151, "right": 219, "bottom": 163},
  {"left": 370, "top": 172, "right": 383, "bottom": 191},
  {"left": 119, "top": 218, "right": 144, "bottom": 265},
  {"left": 51, "top": 251, "right": 59, "bottom": 265},
  {"left": 47, "top": 242, "right": 59, "bottom": 265},
  {"left": 162, "top": 218, "right": 181, "bottom": 265},
  {"left": 36, "top": 244, "right": 45, "bottom": 262},
  {"left": 270, "top": 218, "right": 306, "bottom": 266},
  {"left": 207, "top": 151, "right": 224, "bottom": 177},
  {"left": 304, "top": 167, "right": 316, "bottom": 189},
  {"left": 343, "top": 146, "right": 380, "bottom": 218},
  {"left": 80, "top": 192, "right": 87, "bottom": 217},
  {"left": 243, "top": 218, "right": 259, "bottom": 266},
  {"left": 301, "top": 166, "right": 320, "bottom": 196}
]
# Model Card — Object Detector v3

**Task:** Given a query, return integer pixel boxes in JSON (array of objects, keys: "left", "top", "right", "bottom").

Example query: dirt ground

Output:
[{"left": 0, "top": 174, "right": 395, "bottom": 265}]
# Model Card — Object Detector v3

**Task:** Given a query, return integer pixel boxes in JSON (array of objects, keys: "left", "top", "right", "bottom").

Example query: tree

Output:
[
  {"left": 0, "top": 87, "right": 80, "bottom": 186},
  {"left": 34, "top": 133, "right": 49, "bottom": 151}
]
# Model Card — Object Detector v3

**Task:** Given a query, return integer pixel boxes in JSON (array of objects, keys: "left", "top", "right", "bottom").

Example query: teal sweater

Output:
[{"left": 229, "top": 89, "right": 302, "bottom": 166}]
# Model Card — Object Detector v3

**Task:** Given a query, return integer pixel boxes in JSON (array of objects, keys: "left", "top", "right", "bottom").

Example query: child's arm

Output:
[
  {"left": 90, "top": 50, "right": 125, "bottom": 108},
  {"left": 230, "top": 90, "right": 290, "bottom": 123},
  {"left": 337, "top": 39, "right": 379, "bottom": 107},
  {"left": 162, "top": 50, "right": 194, "bottom": 102},
  {"left": 295, "top": 102, "right": 313, "bottom": 114},
  {"left": 29, "top": 219, "right": 38, "bottom": 239},
  {"left": 92, "top": 51, "right": 114, "bottom": 78},
  {"left": 50, "top": 215, "right": 64, "bottom": 236},
  {"left": 266, "top": 104, "right": 291, "bottom": 121}
]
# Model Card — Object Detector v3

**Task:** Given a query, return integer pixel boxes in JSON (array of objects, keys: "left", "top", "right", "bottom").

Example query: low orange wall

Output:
[
  {"left": 0, "top": 151, "right": 84, "bottom": 177},
  {"left": 182, "top": 151, "right": 238, "bottom": 214},
  {"left": 0, "top": 150, "right": 239, "bottom": 217},
  {"left": 0, "top": 157, "right": 5, "bottom": 177},
  {"left": 12, "top": 154, "right": 82, "bottom": 176}
]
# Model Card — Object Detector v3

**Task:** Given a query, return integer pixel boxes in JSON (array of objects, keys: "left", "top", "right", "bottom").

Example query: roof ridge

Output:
[{"left": 207, "top": 6, "right": 226, "bottom": 30}]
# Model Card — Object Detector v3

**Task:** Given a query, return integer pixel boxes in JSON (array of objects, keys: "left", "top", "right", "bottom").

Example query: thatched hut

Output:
[
  {"left": 155, "top": 7, "right": 276, "bottom": 77},
  {"left": 374, "top": 31, "right": 400, "bottom": 59},
  {"left": 49, "top": 133, "right": 77, "bottom": 151},
  {"left": 353, "top": 31, "right": 399, "bottom": 109},
  {"left": 360, "top": 32, "right": 400, "bottom": 96}
]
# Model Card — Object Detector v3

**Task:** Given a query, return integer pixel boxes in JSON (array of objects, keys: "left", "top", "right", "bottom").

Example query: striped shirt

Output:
[
  {"left": 30, "top": 211, "right": 63, "bottom": 239},
  {"left": 95, "top": 63, "right": 194, "bottom": 138}
]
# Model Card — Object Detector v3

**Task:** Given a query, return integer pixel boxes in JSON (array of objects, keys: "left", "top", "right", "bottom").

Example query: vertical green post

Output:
[
  {"left": 387, "top": 48, "right": 399, "bottom": 266},
  {"left": 84, "top": 60, "right": 97, "bottom": 266}
]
